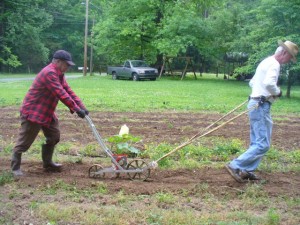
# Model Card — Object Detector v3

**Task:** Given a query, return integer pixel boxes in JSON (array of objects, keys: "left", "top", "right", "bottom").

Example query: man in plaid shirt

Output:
[{"left": 11, "top": 50, "right": 88, "bottom": 176}]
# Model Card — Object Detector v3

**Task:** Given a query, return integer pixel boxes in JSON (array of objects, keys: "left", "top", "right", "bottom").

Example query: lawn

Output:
[{"left": 1, "top": 73, "right": 300, "bottom": 115}]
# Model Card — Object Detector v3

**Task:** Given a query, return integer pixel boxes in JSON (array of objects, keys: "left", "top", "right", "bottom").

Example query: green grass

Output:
[
  {"left": 0, "top": 73, "right": 299, "bottom": 115},
  {"left": 24, "top": 189, "right": 294, "bottom": 225},
  {"left": 141, "top": 139, "right": 300, "bottom": 172},
  {"left": 0, "top": 73, "right": 36, "bottom": 78},
  {"left": 0, "top": 171, "right": 14, "bottom": 186}
]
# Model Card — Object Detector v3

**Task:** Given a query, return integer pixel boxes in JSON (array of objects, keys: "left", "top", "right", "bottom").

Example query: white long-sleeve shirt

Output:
[{"left": 249, "top": 56, "right": 281, "bottom": 102}]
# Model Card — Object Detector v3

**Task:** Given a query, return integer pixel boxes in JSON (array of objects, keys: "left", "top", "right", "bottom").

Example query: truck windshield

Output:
[{"left": 131, "top": 60, "right": 148, "bottom": 67}]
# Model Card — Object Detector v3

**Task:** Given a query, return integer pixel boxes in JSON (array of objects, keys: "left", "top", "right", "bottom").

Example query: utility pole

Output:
[
  {"left": 83, "top": 0, "right": 89, "bottom": 76},
  {"left": 90, "top": 18, "right": 95, "bottom": 76}
]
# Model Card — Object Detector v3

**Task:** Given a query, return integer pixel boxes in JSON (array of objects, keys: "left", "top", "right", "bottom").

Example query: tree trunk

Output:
[{"left": 27, "top": 65, "right": 31, "bottom": 74}]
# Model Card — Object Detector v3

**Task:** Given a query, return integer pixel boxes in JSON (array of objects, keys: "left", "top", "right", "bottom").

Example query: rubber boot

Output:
[
  {"left": 42, "top": 144, "right": 62, "bottom": 172},
  {"left": 11, "top": 152, "right": 23, "bottom": 176}
]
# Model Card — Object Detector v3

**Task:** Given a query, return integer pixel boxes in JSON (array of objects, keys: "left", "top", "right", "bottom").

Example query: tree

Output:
[
  {"left": 92, "top": 0, "right": 218, "bottom": 66},
  {"left": 0, "top": 0, "right": 87, "bottom": 73},
  {"left": 2, "top": 0, "right": 53, "bottom": 72},
  {"left": 0, "top": 46, "right": 22, "bottom": 71},
  {"left": 231, "top": 0, "right": 300, "bottom": 96},
  {"left": 43, "top": 0, "right": 88, "bottom": 68},
  {"left": 93, "top": 0, "right": 159, "bottom": 65}
]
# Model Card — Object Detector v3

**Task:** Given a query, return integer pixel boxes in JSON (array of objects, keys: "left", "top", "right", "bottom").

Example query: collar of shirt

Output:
[{"left": 50, "top": 63, "right": 64, "bottom": 78}]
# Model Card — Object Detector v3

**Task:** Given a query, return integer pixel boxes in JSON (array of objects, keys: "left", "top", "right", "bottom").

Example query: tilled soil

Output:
[{"left": 1, "top": 106, "right": 300, "bottom": 197}]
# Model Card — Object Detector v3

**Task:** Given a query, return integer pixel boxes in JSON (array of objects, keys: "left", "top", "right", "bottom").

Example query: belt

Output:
[
  {"left": 249, "top": 96, "right": 271, "bottom": 104},
  {"left": 249, "top": 97, "right": 262, "bottom": 100}
]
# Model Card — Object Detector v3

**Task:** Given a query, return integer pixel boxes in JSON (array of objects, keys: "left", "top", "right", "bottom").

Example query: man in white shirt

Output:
[{"left": 226, "top": 40, "right": 299, "bottom": 182}]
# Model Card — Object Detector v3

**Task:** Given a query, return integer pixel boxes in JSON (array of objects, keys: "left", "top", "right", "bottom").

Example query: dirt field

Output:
[
  {"left": 0, "top": 106, "right": 300, "bottom": 224},
  {"left": 1, "top": 106, "right": 300, "bottom": 194}
]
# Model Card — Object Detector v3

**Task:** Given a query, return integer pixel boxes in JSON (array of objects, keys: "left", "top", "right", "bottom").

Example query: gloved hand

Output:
[
  {"left": 83, "top": 109, "right": 89, "bottom": 115},
  {"left": 277, "top": 90, "right": 282, "bottom": 98},
  {"left": 76, "top": 109, "right": 86, "bottom": 118}
]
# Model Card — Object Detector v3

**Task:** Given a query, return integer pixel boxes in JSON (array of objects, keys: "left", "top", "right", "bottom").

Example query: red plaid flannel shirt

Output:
[{"left": 20, "top": 63, "right": 86, "bottom": 127}]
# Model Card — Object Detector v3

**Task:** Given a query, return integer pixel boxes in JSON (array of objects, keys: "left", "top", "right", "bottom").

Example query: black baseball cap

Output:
[{"left": 53, "top": 50, "right": 75, "bottom": 66}]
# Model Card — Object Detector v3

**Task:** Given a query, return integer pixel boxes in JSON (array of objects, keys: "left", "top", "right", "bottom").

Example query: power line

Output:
[{"left": 1, "top": 21, "right": 86, "bottom": 26}]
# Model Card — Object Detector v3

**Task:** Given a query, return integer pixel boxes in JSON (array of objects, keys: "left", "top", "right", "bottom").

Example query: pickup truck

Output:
[{"left": 107, "top": 60, "right": 159, "bottom": 81}]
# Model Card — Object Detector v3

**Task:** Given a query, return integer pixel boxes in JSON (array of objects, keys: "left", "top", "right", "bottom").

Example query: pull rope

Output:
[{"left": 154, "top": 99, "right": 260, "bottom": 164}]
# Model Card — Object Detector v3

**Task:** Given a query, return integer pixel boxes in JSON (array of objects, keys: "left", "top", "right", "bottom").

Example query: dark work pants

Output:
[{"left": 13, "top": 117, "right": 60, "bottom": 154}]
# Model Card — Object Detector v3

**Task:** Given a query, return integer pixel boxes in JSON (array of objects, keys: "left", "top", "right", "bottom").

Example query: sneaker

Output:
[
  {"left": 240, "top": 171, "right": 261, "bottom": 181},
  {"left": 225, "top": 164, "right": 244, "bottom": 183}
]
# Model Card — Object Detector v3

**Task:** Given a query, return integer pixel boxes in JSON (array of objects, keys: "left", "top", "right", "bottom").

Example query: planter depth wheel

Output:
[
  {"left": 126, "top": 159, "right": 150, "bottom": 181},
  {"left": 89, "top": 164, "right": 105, "bottom": 178}
]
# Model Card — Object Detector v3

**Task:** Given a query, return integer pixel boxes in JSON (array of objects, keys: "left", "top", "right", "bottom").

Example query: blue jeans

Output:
[{"left": 229, "top": 99, "right": 272, "bottom": 172}]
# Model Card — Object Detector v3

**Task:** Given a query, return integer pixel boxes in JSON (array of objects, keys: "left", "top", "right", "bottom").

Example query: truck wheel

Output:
[
  {"left": 132, "top": 73, "right": 139, "bottom": 81},
  {"left": 112, "top": 72, "right": 118, "bottom": 80}
]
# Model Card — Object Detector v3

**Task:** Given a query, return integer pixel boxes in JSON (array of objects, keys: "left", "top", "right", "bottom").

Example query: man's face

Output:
[
  {"left": 57, "top": 60, "right": 70, "bottom": 72},
  {"left": 281, "top": 51, "right": 294, "bottom": 64}
]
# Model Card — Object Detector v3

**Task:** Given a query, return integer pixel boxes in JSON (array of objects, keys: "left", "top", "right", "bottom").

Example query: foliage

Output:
[
  {"left": 142, "top": 138, "right": 245, "bottom": 168},
  {"left": 93, "top": 0, "right": 218, "bottom": 65},
  {"left": 267, "top": 208, "right": 281, "bottom": 225},
  {"left": 153, "top": 2, "right": 204, "bottom": 56},
  {"left": 0, "top": 0, "right": 90, "bottom": 73},
  {"left": 142, "top": 137, "right": 300, "bottom": 172},
  {"left": 288, "top": 150, "right": 300, "bottom": 164},
  {"left": 1, "top": 0, "right": 300, "bottom": 97},
  {"left": 229, "top": 0, "right": 300, "bottom": 90},
  {"left": 93, "top": 0, "right": 160, "bottom": 64},
  {"left": 155, "top": 192, "right": 176, "bottom": 204},
  {"left": 0, "top": 171, "right": 14, "bottom": 186},
  {"left": 0, "top": 46, "right": 22, "bottom": 69},
  {"left": 205, "top": 1, "right": 248, "bottom": 58},
  {"left": 286, "top": 64, "right": 300, "bottom": 98},
  {"left": 107, "top": 134, "right": 141, "bottom": 156},
  {"left": 233, "top": 64, "right": 254, "bottom": 80},
  {"left": 79, "top": 144, "right": 99, "bottom": 157},
  {"left": 242, "top": 183, "right": 268, "bottom": 199},
  {"left": 2, "top": 0, "right": 54, "bottom": 72}
]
